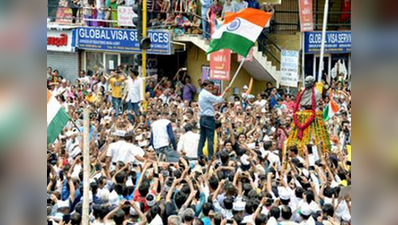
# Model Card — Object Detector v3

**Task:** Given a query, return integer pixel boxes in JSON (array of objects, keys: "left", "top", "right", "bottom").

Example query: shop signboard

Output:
[
  {"left": 304, "top": 31, "right": 351, "bottom": 54},
  {"left": 280, "top": 50, "right": 299, "bottom": 87},
  {"left": 47, "top": 30, "right": 75, "bottom": 52},
  {"left": 299, "top": 0, "right": 314, "bottom": 32},
  {"left": 75, "top": 27, "right": 172, "bottom": 55},
  {"left": 210, "top": 49, "right": 231, "bottom": 81}
]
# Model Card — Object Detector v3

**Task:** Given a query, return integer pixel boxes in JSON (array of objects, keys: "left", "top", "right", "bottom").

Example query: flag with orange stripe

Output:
[
  {"left": 207, "top": 8, "right": 272, "bottom": 57},
  {"left": 323, "top": 91, "right": 340, "bottom": 121},
  {"left": 47, "top": 90, "right": 69, "bottom": 145}
]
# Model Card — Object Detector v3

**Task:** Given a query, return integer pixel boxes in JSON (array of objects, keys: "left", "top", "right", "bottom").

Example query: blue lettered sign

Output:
[
  {"left": 304, "top": 31, "right": 351, "bottom": 54},
  {"left": 75, "top": 27, "right": 171, "bottom": 55}
]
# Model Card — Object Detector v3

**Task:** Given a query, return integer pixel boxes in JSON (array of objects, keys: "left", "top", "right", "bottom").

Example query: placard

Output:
[
  {"left": 118, "top": 6, "right": 136, "bottom": 27},
  {"left": 280, "top": 50, "right": 299, "bottom": 87},
  {"left": 210, "top": 49, "right": 231, "bottom": 81}
]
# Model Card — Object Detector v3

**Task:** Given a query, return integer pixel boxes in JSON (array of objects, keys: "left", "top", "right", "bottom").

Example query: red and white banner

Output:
[
  {"left": 118, "top": 6, "right": 136, "bottom": 27},
  {"left": 238, "top": 48, "right": 254, "bottom": 62},
  {"left": 210, "top": 49, "right": 231, "bottom": 81},
  {"left": 299, "top": 0, "right": 314, "bottom": 32}
]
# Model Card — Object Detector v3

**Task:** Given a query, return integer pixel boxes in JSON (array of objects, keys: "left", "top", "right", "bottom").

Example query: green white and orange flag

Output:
[
  {"left": 47, "top": 90, "right": 69, "bottom": 145},
  {"left": 207, "top": 8, "right": 272, "bottom": 57},
  {"left": 323, "top": 91, "right": 340, "bottom": 121}
]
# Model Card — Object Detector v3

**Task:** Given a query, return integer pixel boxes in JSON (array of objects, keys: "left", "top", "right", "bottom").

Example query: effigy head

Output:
[{"left": 304, "top": 76, "right": 315, "bottom": 88}]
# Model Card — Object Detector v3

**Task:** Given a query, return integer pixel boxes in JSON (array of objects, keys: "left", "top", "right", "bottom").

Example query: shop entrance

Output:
[{"left": 314, "top": 54, "right": 331, "bottom": 82}]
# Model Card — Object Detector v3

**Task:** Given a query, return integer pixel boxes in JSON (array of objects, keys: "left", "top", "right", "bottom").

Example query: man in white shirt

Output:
[
  {"left": 177, "top": 123, "right": 200, "bottom": 159},
  {"left": 105, "top": 133, "right": 145, "bottom": 171},
  {"left": 150, "top": 112, "right": 180, "bottom": 162},
  {"left": 124, "top": 67, "right": 144, "bottom": 120}
]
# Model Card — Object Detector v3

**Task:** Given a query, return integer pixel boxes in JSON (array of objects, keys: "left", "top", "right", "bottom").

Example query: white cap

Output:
[
  {"left": 113, "top": 130, "right": 126, "bottom": 137},
  {"left": 57, "top": 200, "right": 70, "bottom": 208},
  {"left": 62, "top": 79, "right": 67, "bottom": 83},
  {"left": 300, "top": 203, "right": 312, "bottom": 216},
  {"left": 256, "top": 165, "right": 266, "bottom": 175},
  {"left": 279, "top": 188, "right": 291, "bottom": 201},
  {"left": 146, "top": 193, "right": 157, "bottom": 207},
  {"left": 233, "top": 201, "right": 246, "bottom": 211},
  {"left": 129, "top": 202, "right": 140, "bottom": 216},
  {"left": 240, "top": 154, "right": 250, "bottom": 166},
  {"left": 149, "top": 214, "right": 164, "bottom": 225},
  {"left": 243, "top": 85, "right": 248, "bottom": 90}
]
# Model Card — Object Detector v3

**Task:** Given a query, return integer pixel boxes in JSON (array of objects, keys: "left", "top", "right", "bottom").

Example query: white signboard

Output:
[
  {"left": 118, "top": 6, "right": 136, "bottom": 27},
  {"left": 280, "top": 50, "right": 299, "bottom": 87},
  {"left": 47, "top": 30, "right": 74, "bottom": 52}
]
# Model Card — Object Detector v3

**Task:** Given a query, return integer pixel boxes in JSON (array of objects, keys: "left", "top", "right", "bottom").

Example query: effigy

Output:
[{"left": 286, "top": 76, "right": 331, "bottom": 154}]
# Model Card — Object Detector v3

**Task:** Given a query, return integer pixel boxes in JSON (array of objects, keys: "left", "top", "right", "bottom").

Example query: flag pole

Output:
[
  {"left": 317, "top": 0, "right": 330, "bottom": 83},
  {"left": 225, "top": 58, "right": 245, "bottom": 92},
  {"left": 82, "top": 108, "right": 90, "bottom": 225}
]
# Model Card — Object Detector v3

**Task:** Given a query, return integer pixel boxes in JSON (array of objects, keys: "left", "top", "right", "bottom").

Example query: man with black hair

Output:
[
  {"left": 124, "top": 67, "right": 144, "bottom": 120},
  {"left": 150, "top": 111, "right": 180, "bottom": 162},
  {"left": 280, "top": 206, "right": 298, "bottom": 225},
  {"left": 178, "top": 123, "right": 200, "bottom": 159},
  {"left": 197, "top": 80, "right": 228, "bottom": 159}
]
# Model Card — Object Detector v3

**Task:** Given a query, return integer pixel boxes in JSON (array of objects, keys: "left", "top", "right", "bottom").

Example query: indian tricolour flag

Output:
[
  {"left": 207, "top": 8, "right": 272, "bottom": 57},
  {"left": 47, "top": 90, "right": 69, "bottom": 145},
  {"left": 323, "top": 92, "right": 340, "bottom": 121}
]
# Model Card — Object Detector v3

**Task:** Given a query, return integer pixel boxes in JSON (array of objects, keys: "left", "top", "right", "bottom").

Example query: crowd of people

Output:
[
  {"left": 51, "top": 0, "right": 273, "bottom": 38},
  {"left": 47, "top": 66, "right": 351, "bottom": 225}
]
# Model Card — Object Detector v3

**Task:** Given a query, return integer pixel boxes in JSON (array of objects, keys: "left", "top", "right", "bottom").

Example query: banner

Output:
[
  {"left": 280, "top": 50, "right": 299, "bottom": 87},
  {"left": 75, "top": 27, "right": 172, "bottom": 55},
  {"left": 238, "top": 48, "right": 254, "bottom": 62},
  {"left": 304, "top": 31, "right": 351, "bottom": 54},
  {"left": 299, "top": 0, "right": 314, "bottom": 32},
  {"left": 210, "top": 49, "right": 231, "bottom": 81},
  {"left": 47, "top": 30, "right": 75, "bottom": 52},
  {"left": 118, "top": 6, "right": 136, "bottom": 27}
]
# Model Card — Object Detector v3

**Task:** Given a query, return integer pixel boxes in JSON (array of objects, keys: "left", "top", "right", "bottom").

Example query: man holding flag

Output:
[{"left": 197, "top": 8, "right": 272, "bottom": 159}]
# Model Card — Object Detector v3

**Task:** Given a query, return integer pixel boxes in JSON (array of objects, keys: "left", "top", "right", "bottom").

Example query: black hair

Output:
[
  {"left": 209, "top": 176, "right": 219, "bottom": 190},
  {"left": 305, "top": 190, "right": 315, "bottom": 204},
  {"left": 245, "top": 200, "right": 255, "bottom": 214},
  {"left": 289, "top": 146, "right": 298, "bottom": 155},
  {"left": 224, "top": 197, "right": 234, "bottom": 210},
  {"left": 115, "top": 171, "right": 127, "bottom": 184},
  {"left": 139, "top": 181, "right": 150, "bottom": 197},
  {"left": 202, "top": 203, "right": 213, "bottom": 216},
  {"left": 214, "top": 213, "right": 223, "bottom": 225},
  {"left": 114, "top": 184, "right": 124, "bottom": 195},
  {"left": 71, "top": 212, "right": 82, "bottom": 225},
  {"left": 202, "top": 80, "right": 215, "bottom": 87},
  {"left": 281, "top": 206, "right": 292, "bottom": 220},
  {"left": 269, "top": 207, "right": 280, "bottom": 219},
  {"left": 113, "top": 210, "right": 125, "bottom": 225},
  {"left": 295, "top": 187, "right": 305, "bottom": 199},
  {"left": 175, "top": 192, "right": 188, "bottom": 208},
  {"left": 255, "top": 214, "right": 267, "bottom": 225},
  {"left": 93, "top": 205, "right": 109, "bottom": 220},
  {"left": 322, "top": 204, "right": 335, "bottom": 217},
  {"left": 220, "top": 151, "right": 230, "bottom": 165}
]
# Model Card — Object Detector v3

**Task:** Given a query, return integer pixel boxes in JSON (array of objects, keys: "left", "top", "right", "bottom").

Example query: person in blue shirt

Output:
[
  {"left": 245, "top": 0, "right": 259, "bottom": 9},
  {"left": 269, "top": 88, "right": 281, "bottom": 109},
  {"left": 197, "top": 80, "right": 228, "bottom": 159},
  {"left": 200, "top": 0, "right": 213, "bottom": 39}
]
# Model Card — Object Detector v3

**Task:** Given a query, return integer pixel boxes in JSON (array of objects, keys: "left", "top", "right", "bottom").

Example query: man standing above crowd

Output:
[
  {"left": 150, "top": 112, "right": 180, "bottom": 162},
  {"left": 197, "top": 80, "right": 227, "bottom": 159},
  {"left": 109, "top": 70, "right": 126, "bottom": 118},
  {"left": 124, "top": 67, "right": 143, "bottom": 121}
]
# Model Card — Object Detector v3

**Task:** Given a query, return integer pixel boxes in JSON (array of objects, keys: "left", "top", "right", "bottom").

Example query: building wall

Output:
[
  {"left": 264, "top": 32, "right": 301, "bottom": 70},
  {"left": 47, "top": 51, "right": 79, "bottom": 81},
  {"left": 186, "top": 44, "right": 268, "bottom": 98}
]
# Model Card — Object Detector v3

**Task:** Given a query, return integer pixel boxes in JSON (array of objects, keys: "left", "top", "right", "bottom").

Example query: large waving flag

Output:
[
  {"left": 323, "top": 91, "right": 340, "bottom": 121},
  {"left": 47, "top": 90, "right": 70, "bottom": 145},
  {"left": 207, "top": 8, "right": 272, "bottom": 57}
]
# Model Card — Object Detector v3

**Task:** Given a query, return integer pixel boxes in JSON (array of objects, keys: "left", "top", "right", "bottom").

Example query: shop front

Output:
[
  {"left": 74, "top": 27, "right": 172, "bottom": 76},
  {"left": 304, "top": 31, "right": 351, "bottom": 81},
  {"left": 47, "top": 29, "right": 79, "bottom": 81}
]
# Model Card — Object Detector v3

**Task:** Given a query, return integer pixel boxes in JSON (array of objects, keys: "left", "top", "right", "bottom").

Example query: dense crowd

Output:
[
  {"left": 47, "top": 66, "right": 351, "bottom": 225},
  {"left": 51, "top": 0, "right": 273, "bottom": 38}
]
